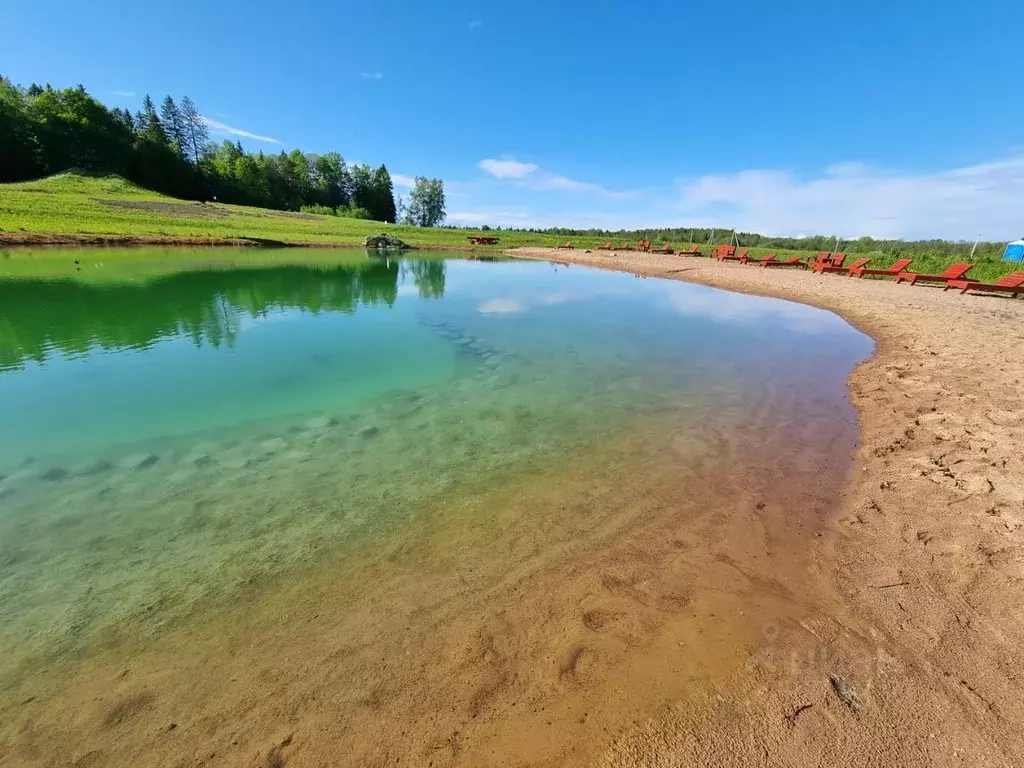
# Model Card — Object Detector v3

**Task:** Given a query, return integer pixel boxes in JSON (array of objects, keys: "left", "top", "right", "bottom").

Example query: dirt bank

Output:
[
  {"left": 510, "top": 247, "right": 1024, "bottom": 766},
  {"left": 0, "top": 231, "right": 497, "bottom": 251}
]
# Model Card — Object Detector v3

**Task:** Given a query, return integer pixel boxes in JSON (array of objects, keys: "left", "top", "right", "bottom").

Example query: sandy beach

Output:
[{"left": 509, "top": 248, "right": 1024, "bottom": 766}]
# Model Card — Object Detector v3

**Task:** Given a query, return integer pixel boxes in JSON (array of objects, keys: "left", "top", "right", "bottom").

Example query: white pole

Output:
[{"left": 969, "top": 235, "right": 980, "bottom": 260}]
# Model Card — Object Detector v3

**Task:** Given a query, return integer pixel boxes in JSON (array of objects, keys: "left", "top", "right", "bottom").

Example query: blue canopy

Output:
[{"left": 1003, "top": 240, "right": 1024, "bottom": 262}]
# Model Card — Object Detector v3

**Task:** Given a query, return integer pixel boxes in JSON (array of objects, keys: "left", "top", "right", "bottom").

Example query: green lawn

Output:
[
  {"left": 0, "top": 173, "right": 560, "bottom": 249},
  {"left": 0, "top": 173, "right": 1019, "bottom": 282}
]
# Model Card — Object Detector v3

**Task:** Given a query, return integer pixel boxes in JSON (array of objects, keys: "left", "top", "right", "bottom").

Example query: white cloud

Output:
[
  {"left": 536, "top": 174, "right": 636, "bottom": 199},
  {"left": 110, "top": 89, "right": 136, "bottom": 97},
  {"left": 479, "top": 298, "right": 524, "bottom": 315},
  {"left": 201, "top": 117, "right": 281, "bottom": 145},
  {"left": 446, "top": 208, "right": 674, "bottom": 230},
  {"left": 361, "top": 71, "right": 384, "bottom": 80},
  {"left": 662, "top": 283, "right": 844, "bottom": 335},
  {"left": 478, "top": 158, "right": 539, "bottom": 180},
  {"left": 391, "top": 174, "right": 417, "bottom": 188},
  {"left": 477, "top": 156, "right": 634, "bottom": 198},
  {"left": 468, "top": 19, "right": 483, "bottom": 29},
  {"left": 678, "top": 156, "right": 1024, "bottom": 240}
]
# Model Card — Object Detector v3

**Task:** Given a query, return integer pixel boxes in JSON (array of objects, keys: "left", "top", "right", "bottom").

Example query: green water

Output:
[{"left": 0, "top": 249, "right": 872, "bottom": 681}]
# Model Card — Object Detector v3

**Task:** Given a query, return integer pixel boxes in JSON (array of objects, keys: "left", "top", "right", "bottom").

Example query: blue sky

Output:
[{"left": 3, "top": 0, "right": 1023, "bottom": 239}]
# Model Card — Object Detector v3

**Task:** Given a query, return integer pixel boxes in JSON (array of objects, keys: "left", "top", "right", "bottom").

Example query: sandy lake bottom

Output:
[{"left": 0, "top": 251, "right": 872, "bottom": 766}]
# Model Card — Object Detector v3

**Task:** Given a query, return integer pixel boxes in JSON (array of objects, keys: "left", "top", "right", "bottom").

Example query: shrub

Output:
[{"left": 363, "top": 233, "right": 407, "bottom": 249}]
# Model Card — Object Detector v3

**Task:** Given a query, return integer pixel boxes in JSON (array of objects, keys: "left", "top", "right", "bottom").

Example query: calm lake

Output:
[{"left": 0, "top": 248, "right": 872, "bottom": 766}]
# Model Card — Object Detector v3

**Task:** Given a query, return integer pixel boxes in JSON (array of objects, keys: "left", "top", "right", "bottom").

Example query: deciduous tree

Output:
[
  {"left": 179, "top": 96, "right": 208, "bottom": 166},
  {"left": 405, "top": 177, "right": 446, "bottom": 227}
]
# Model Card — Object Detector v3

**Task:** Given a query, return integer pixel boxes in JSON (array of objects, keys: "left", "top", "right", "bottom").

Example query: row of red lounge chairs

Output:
[
  {"left": 804, "top": 251, "right": 1024, "bottom": 296},
  {"left": 577, "top": 242, "right": 1023, "bottom": 297}
]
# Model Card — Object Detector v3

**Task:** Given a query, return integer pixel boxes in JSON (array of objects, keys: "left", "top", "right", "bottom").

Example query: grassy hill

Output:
[{"left": 0, "top": 173, "right": 558, "bottom": 249}]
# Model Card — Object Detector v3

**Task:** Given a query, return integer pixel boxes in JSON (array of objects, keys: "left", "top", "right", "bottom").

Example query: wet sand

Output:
[{"left": 513, "top": 248, "right": 1024, "bottom": 766}]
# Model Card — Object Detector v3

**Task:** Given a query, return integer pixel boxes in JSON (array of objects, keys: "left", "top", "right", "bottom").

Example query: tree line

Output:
[{"left": 0, "top": 76, "right": 446, "bottom": 225}]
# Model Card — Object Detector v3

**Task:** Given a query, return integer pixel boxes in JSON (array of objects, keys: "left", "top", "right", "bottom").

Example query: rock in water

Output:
[
  {"left": 40, "top": 467, "right": 68, "bottom": 482},
  {"left": 71, "top": 459, "right": 114, "bottom": 477},
  {"left": 183, "top": 452, "right": 212, "bottom": 467},
  {"left": 119, "top": 453, "right": 159, "bottom": 471}
]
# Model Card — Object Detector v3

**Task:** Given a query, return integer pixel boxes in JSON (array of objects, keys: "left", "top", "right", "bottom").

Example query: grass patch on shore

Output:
[{"left": 0, "top": 173, "right": 552, "bottom": 249}]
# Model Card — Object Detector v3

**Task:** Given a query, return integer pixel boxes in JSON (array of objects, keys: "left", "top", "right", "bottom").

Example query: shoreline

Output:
[
  {"left": 0, "top": 231, "right": 503, "bottom": 251},
  {"left": 509, "top": 247, "right": 1024, "bottom": 765}
]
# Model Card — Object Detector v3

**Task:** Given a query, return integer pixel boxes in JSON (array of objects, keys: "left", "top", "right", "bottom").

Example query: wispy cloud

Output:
[
  {"left": 361, "top": 71, "right": 384, "bottom": 80},
  {"left": 677, "top": 156, "right": 1024, "bottom": 240},
  {"left": 110, "top": 89, "right": 136, "bottom": 97},
  {"left": 468, "top": 19, "right": 483, "bottom": 30},
  {"left": 391, "top": 173, "right": 417, "bottom": 188},
  {"left": 446, "top": 209, "right": 671, "bottom": 229},
  {"left": 477, "top": 156, "right": 635, "bottom": 199},
  {"left": 478, "top": 158, "right": 539, "bottom": 180},
  {"left": 479, "top": 298, "right": 524, "bottom": 315},
  {"left": 201, "top": 117, "right": 281, "bottom": 145}
]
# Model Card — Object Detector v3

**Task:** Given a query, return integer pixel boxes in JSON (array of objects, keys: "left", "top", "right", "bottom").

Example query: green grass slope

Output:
[{"left": 0, "top": 173, "right": 557, "bottom": 249}]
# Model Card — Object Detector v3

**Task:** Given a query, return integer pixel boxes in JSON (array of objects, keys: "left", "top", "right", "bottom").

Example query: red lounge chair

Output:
[
  {"left": 597, "top": 241, "right": 613, "bottom": 250},
  {"left": 805, "top": 251, "right": 832, "bottom": 271},
  {"left": 718, "top": 247, "right": 748, "bottom": 262},
  {"left": 896, "top": 262, "right": 972, "bottom": 286},
  {"left": 681, "top": 244, "right": 701, "bottom": 255},
  {"left": 618, "top": 241, "right": 632, "bottom": 250},
  {"left": 742, "top": 252, "right": 778, "bottom": 265},
  {"left": 714, "top": 245, "right": 738, "bottom": 261},
  {"left": 654, "top": 243, "right": 674, "bottom": 254},
  {"left": 944, "top": 271, "right": 1024, "bottom": 297},
  {"left": 818, "top": 257, "right": 869, "bottom": 275},
  {"left": 556, "top": 241, "right": 574, "bottom": 250},
  {"left": 849, "top": 258, "right": 913, "bottom": 279},
  {"left": 635, "top": 239, "right": 652, "bottom": 252},
  {"left": 811, "top": 252, "right": 847, "bottom": 273},
  {"left": 761, "top": 255, "right": 805, "bottom": 268}
]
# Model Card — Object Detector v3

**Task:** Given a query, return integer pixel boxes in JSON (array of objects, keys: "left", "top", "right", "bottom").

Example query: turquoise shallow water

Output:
[{"left": 0, "top": 249, "right": 872, "bottom": 682}]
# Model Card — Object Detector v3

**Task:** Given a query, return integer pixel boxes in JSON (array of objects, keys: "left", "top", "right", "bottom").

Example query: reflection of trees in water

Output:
[
  {"left": 0, "top": 258, "right": 446, "bottom": 372},
  {"left": 403, "top": 259, "right": 447, "bottom": 299}
]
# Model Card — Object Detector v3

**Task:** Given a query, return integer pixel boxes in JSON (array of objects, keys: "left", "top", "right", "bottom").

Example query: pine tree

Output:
[
  {"left": 138, "top": 94, "right": 167, "bottom": 144},
  {"left": 371, "top": 164, "right": 397, "bottom": 223},
  {"left": 179, "top": 96, "right": 209, "bottom": 166},
  {"left": 160, "top": 96, "right": 188, "bottom": 158}
]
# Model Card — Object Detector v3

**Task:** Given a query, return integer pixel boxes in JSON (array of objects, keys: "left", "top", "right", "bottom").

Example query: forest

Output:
[{"left": 0, "top": 76, "right": 414, "bottom": 223}]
